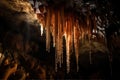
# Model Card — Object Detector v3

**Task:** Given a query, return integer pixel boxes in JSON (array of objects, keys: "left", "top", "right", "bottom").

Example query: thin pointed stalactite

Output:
[
  {"left": 54, "top": 8, "right": 64, "bottom": 71},
  {"left": 92, "top": 15, "right": 97, "bottom": 40},
  {"left": 54, "top": 9, "right": 58, "bottom": 71},
  {"left": 40, "top": 23, "right": 44, "bottom": 36},
  {"left": 64, "top": 17, "right": 70, "bottom": 73},
  {"left": 88, "top": 17, "right": 92, "bottom": 64},
  {"left": 74, "top": 22, "right": 79, "bottom": 72},
  {"left": 86, "top": 8, "right": 93, "bottom": 64},
  {"left": 36, "top": 14, "right": 45, "bottom": 36},
  {"left": 57, "top": 9, "right": 63, "bottom": 68},
  {"left": 69, "top": 14, "right": 74, "bottom": 55},
  {"left": 61, "top": 7, "right": 64, "bottom": 64},
  {"left": 51, "top": 9, "right": 56, "bottom": 47},
  {"left": 93, "top": 15, "right": 97, "bottom": 33},
  {"left": 46, "top": 8, "right": 51, "bottom": 52}
]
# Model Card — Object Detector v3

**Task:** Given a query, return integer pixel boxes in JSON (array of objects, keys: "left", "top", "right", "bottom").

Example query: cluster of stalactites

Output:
[{"left": 36, "top": 7, "right": 104, "bottom": 73}]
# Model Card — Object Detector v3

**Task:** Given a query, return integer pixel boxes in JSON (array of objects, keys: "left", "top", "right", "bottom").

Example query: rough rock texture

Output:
[
  {"left": 0, "top": 0, "right": 36, "bottom": 20},
  {"left": 0, "top": 1, "right": 46, "bottom": 79},
  {"left": 0, "top": 0, "right": 41, "bottom": 51}
]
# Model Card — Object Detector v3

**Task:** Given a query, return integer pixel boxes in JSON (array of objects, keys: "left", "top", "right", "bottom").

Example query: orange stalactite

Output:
[
  {"left": 74, "top": 19, "right": 81, "bottom": 71},
  {"left": 35, "top": 6, "right": 100, "bottom": 73},
  {"left": 36, "top": 13, "right": 45, "bottom": 36},
  {"left": 51, "top": 10, "right": 56, "bottom": 47},
  {"left": 54, "top": 10, "right": 58, "bottom": 71},
  {"left": 46, "top": 8, "right": 51, "bottom": 52},
  {"left": 55, "top": 9, "right": 58, "bottom": 46},
  {"left": 56, "top": 9, "right": 63, "bottom": 67},
  {"left": 66, "top": 34, "right": 71, "bottom": 73}
]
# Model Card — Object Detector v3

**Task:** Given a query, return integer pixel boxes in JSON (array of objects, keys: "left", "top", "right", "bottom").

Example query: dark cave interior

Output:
[{"left": 0, "top": 0, "right": 120, "bottom": 79}]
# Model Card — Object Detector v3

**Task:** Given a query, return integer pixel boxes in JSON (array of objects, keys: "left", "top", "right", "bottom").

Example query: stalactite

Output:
[
  {"left": 63, "top": 16, "right": 71, "bottom": 73},
  {"left": 35, "top": 13, "right": 45, "bottom": 36},
  {"left": 57, "top": 10, "right": 61, "bottom": 66},
  {"left": 93, "top": 15, "right": 97, "bottom": 33},
  {"left": 74, "top": 19, "right": 80, "bottom": 72},
  {"left": 66, "top": 34, "right": 70, "bottom": 73},
  {"left": 90, "top": 16, "right": 93, "bottom": 64},
  {"left": 46, "top": 8, "right": 51, "bottom": 52},
  {"left": 54, "top": 9, "right": 61, "bottom": 71},
  {"left": 87, "top": 11, "right": 93, "bottom": 64},
  {"left": 40, "top": 23, "right": 44, "bottom": 36},
  {"left": 51, "top": 10, "right": 56, "bottom": 47},
  {"left": 60, "top": 7, "right": 64, "bottom": 64},
  {"left": 35, "top": 4, "right": 104, "bottom": 73},
  {"left": 56, "top": 9, "right": 63, "bottom": 68},
  {"left": 55, "top": 10, "right": 58, "bottom": 48}
]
